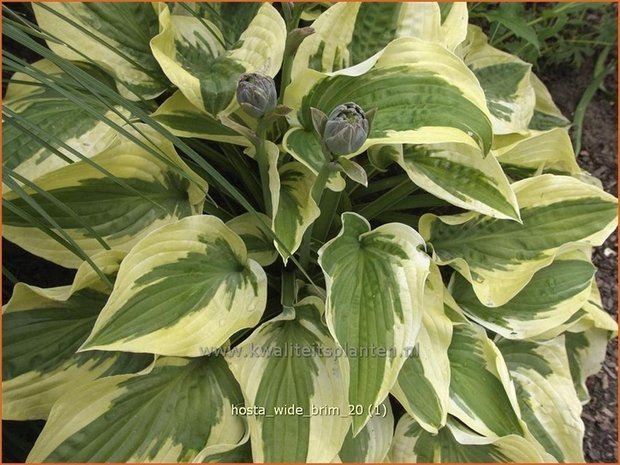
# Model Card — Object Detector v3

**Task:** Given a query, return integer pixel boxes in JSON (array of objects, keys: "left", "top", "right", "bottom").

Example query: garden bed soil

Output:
[{"left": 543, "top": 59, "right": 618, "bottom": 462}]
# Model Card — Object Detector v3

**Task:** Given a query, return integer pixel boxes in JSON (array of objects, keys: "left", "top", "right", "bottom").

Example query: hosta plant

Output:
[{"left": 2, "top": 2, "right": 618, "bottom": 463}]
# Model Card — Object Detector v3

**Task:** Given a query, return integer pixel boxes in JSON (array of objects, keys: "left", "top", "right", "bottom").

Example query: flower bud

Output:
[
  {"left": 323, "top": 102, "right": 369, "bottom": 156},
  {"left": 236, "top": 73, "right": 277, "bottom": 118}
]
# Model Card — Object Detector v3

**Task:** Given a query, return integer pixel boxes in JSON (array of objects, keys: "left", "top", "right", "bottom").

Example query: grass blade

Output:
[
  {"left": 7, "top": 170, "right": 111, "bottom": 251},
  {"left": 2, "top": 198, "right": 112, "bottom": 287}
]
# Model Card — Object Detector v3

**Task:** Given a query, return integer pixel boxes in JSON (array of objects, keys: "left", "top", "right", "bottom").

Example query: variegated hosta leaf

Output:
[
  {"left": 338, "top": 398, "right": 394, "bottom": 463},
  {"left": 299, "top": 3, "right": 328, "bottom": 22},
  {"left": 2, "top": 251, "right": 152, "bottom": 420},
  {"left": 226, "top": 297, "right": 350, "bottom": 462},
  {"left": 497, "top": 336, "right": 585, "bottom": 462},
  {"left": 566, "top": 329, "right": 614, "bottom": 406},
  {"left": 368, "top": 144, "right": 398, "bottom": 172},
  {"left": 396, "top": 142, "right": 520, "bottom": 220},
  {"left": 391, "top": 263, "right": 452, "bottom": 433},
  {"left": 194, "top": 434, "right": 252, "bottom": 463},
  {"left": 389, "top": 415, "right": 546, "bottom": 463},
  {"left": 151, "top": 3, "right": 286, "bottom": 117},
  {"left": 451, "top": 249, "right": 595, "bottom": 340},
  {"left": 152, "top": 91, "right": 250, "bottom": 146},
  {"left": 421, "top": 174, "right": 618, "bottom": 307},
  {"left": 81, "top": 215, "right": 267, "bottom": 356},
  {"left": 564, "top": 283, "right": 618, "bottom": 404},
  {"left": 528, "top": 74, "right": 571, "bottom": 131},
  {"left": 28, "top": 356, "right": 247, "bottom": 462},
  {"left": 318, "top": 212, "right": 430, "bottom": 433},
  {"left": 463, "top": 26, "right": 535, "bottom": 135},
  {"left": 535, "top": 311, "right": 591, "bottom": 342},
  {"left": 3, "top": 125, "right": 207, "bottom": 269},
  {"left": 437, "top": 3, "right": 470, "bottom": 51},
  {"left": 272, "top": 162, "right": 320, "bottom": 262},
  {"left": 33, "top": 2, "right": 168, "bottom": 100},
  {"left": 442, "top": 294, "right": 470, "bottom": 325},
  {"left": 578, "top": 281, "right": 618, "bottom": 335},
  {"left": 260, "top": 138, "right": 343, "bottom": 248},
  {"left": 3, "top": 59, "right": 127, "bottom": 185},
  {"left": 494, "top": 127, "right": 581, "bottom": 178},
  {"left": 283, "top": 38, "right": 492, "bottom": 181},
  {"left": 447, "top": 323, "right": 525, "bottom": 438},
  {"left": 226, "top": 212, "right": 278, "bottom": 267},
  {"left": 533, "top": 279, "right": 617, "bottom": 341},
  {"left": 291, "top": 2, "right": 468, "bottom": 79}
]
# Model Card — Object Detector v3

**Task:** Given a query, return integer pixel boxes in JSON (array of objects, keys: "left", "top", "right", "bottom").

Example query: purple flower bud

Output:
[
  {"left": 236, "top": 73, "right": 277, "bottom": 118},
  {"left": 323, "top": 102, "right": 369, "bottom": 156}
]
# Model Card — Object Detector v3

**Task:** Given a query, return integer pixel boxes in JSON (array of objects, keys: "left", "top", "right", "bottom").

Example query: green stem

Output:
[
  {"left": 356, "top": 180, "right": 418, "bottom": 220},
  {"left": 215, "top": 116, "right": 271, "bottom": 214},
  {"left": 313, "top": 188, "right": 342, "bottom": 243},
  {"left": 255, "top": 124, "right": 273, "bottom": 217},
  {"left": 281, "top": 268, "right": 297, "bottom": 311},
  {"left": 279, "top": 6, "right": 305, "bottom": 97},
  {"left": 299, "top": 163, "right": 333, "bottom": 269},
  {"left": 279, "top": 48, "right": 295, "bottom": 97}
]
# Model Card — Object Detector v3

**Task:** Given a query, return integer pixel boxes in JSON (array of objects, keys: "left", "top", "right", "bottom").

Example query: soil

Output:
[{"left": 542, "top": 60, "right": 618, "bottom": 462}]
